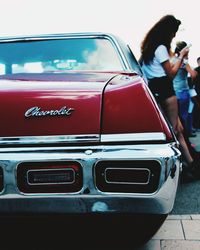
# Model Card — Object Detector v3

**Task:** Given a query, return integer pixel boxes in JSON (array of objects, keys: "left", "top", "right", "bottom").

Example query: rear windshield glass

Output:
[{"left": 0, "top": 38, "right": 124, "bottom": 75}]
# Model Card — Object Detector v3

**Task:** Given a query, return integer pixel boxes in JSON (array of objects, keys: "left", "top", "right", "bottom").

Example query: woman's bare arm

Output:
[
  {"left": 162, "top": 59, "right": 183, "bottom": 79},
  {"left": 161, "top": 46, "right": 189, "bottom": 79},
  {"left": 185, "top": 63, "right": 197, "bottom": 80}
]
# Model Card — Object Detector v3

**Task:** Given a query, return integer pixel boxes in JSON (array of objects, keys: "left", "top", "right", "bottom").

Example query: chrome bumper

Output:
[{"left": 0, "top": 143, "right": 181, "bottom": 214}]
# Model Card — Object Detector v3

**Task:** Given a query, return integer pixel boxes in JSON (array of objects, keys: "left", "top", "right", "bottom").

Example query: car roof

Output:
[{"left": 0, "top": 32, "right": 119, "bottom": 42}]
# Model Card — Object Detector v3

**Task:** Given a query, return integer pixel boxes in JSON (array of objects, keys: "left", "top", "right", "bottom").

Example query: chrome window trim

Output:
[
  {"left": 0, "top": 132, "right": 166, "bottom": 145},
  {"left": 106, "top": 35, "right": 130, "bottom": 70}
]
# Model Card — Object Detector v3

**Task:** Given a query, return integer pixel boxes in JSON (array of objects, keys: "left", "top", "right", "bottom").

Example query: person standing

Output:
[
  {"left": 172, "top": 41, "right": 197, "bottom": 137},
  {"left": 140, "top": 15, "right": 200, "bottom": 181},
  {"left": 192, "top": 57, "right": 200, "bottom": 131}
]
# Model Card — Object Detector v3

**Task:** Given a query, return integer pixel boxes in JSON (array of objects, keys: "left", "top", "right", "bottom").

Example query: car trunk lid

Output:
[{"left": 0, "top": 72, "right": 117, "bottom": 139}]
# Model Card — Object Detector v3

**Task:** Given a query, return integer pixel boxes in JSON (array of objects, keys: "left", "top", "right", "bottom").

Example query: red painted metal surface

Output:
[
  {"left": 102, "top": 74, "right": 173, "bottom": 140},
  {"left": 0, "top": 72, "right": 172, "bottom": 140},
  {"left": 0, "top": 72, "right": 116, "bottom": 137}
]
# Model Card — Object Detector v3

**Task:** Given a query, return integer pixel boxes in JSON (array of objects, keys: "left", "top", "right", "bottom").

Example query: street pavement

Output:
[
  {"left": 138, "top": 131, "right": 200, "bottom": 250},
  {"left": 139, "top": 215, "right": 200, "bottom": 250},
  {"left": 172, "top": 131, "right": 200, "bottom": 214}
]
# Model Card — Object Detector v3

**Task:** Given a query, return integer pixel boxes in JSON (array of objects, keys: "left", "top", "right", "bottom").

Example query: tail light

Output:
[
  {"left": 95, "top": 160, "right": 161, "bottom": 193},
  {"left": 17, "top": 161, "right": 83, "bottom": 193}
]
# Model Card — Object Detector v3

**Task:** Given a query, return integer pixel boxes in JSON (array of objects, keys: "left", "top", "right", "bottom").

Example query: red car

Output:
[{"left": 0, "top": 32, "right": 181, "bottom": 247}]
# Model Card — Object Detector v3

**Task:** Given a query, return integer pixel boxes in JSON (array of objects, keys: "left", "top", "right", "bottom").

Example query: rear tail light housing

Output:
[
  {"left": 17, "top": 161, "right": 83, "bottom": 193},
  {"left": 94, "top": 160, "right": 161, "bottom": 193}
]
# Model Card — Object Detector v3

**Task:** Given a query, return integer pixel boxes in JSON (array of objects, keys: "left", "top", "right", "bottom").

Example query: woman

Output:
[{"left": 140, "top": 15, "right": 200, "bottom": 181}]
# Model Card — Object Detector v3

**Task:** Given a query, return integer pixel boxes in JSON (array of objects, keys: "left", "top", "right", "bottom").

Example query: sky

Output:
[{"left": 1, "top": 0, "right": 199, "bottom": 66}]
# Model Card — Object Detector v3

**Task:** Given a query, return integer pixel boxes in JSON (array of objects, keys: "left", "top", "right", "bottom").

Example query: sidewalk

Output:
[
  {"left": 139, "top": 132, "right": 200, "bottom": 250},
  {"left": 139, "top": 215, "right": 200, "bottom": 249}
]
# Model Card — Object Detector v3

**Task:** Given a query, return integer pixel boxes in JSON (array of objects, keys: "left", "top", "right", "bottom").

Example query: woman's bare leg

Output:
[
  {"left": 176, "top": 130, "right": 193, "bottom": 165},
  {"left": 162, "top": 96, "right": 193, "bottom": 165},
  {"left": 162, "top": 96, "right": 179, "bottom": 132}
]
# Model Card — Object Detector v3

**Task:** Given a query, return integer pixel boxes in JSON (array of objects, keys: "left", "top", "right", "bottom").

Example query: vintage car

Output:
[{"left": 0, "top": 32, "right": 181, "bottom": 246}]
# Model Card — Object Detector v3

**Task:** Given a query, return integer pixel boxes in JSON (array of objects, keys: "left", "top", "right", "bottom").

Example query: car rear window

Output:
[{"left": 0, "top": 38, "right": 124, "bottom": 75}]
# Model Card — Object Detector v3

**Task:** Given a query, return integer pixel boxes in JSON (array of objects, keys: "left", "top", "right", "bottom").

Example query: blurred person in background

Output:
[
  {"left": 192, "top": 57, "right": 200, "bottom": 131},
  {"left": 172, "top": 41, "right": 197, "bottom": 137}
]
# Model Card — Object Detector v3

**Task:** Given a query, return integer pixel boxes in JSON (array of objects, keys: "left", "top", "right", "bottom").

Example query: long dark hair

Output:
[{"left": 140, "top": 15, "right": 181, "bottom": 64}]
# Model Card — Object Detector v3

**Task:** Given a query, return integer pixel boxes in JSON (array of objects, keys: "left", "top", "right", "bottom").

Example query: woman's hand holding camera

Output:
[{"left": 179, "top": 44, "right": 192, "bottom": 59}]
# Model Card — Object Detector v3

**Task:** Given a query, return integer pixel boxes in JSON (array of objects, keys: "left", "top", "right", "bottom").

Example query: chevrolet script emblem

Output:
[{"left": 25, "top": 106, "right": 74, "bottom": 118}]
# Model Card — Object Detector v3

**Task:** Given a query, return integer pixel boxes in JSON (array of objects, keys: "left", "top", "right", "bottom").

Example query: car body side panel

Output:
[{"left": 102, "top": 74, "right": 173, "bottom": 140}]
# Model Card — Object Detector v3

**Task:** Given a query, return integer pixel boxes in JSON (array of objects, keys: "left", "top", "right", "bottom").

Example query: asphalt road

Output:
[
  {"left": 172, "top": 179, "right": 200, "bottom": 214},
  {"left": 171, "top": 131, "right": 200, "bottom": 214}
]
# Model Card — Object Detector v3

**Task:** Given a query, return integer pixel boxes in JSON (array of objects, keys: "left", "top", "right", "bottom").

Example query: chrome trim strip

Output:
[
  {"left": 104, "top": 167, "right": 151, "bottom": 185},
  {"left": 27, "top": 168, "right": 75, "bottom": 186},
  {"left": 0, "top": 134, "right": 100, "bottom": 145},
  {"left": 0, "top": 132, "right": 166, "bottom": 145},
  {"left": 101, "top": 133, "right": 166, "bottom": 142}
]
